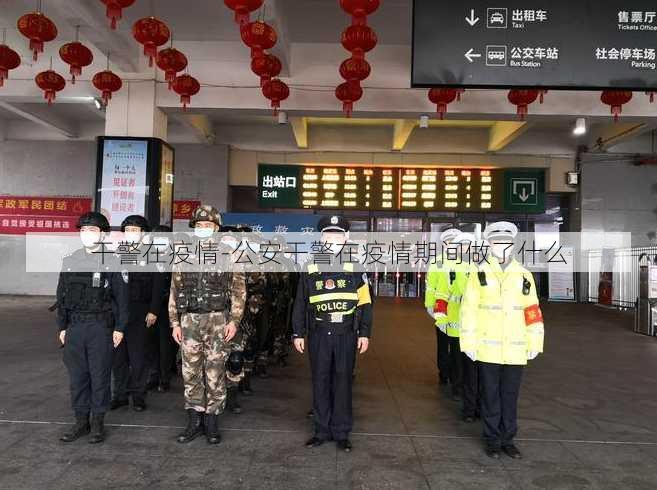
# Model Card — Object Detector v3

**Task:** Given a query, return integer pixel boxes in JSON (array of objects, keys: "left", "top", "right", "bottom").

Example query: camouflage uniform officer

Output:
[{"left": 169, "top": 206, "right": 246, "bottom": 445}]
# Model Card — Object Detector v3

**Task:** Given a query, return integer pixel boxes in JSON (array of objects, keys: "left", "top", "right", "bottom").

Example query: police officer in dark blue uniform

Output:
[
  {"left": 292, "top": 215, "right": 373, "bottom": 452},
  {"left": 56, "top": 212, "right": 129, "bottom": 443},
  {"left": 111, "top": 215, "right": 165, "bottom": 412}
]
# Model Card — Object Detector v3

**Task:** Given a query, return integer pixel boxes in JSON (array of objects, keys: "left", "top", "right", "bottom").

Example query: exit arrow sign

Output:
[
  {"left": 504, "top": 170, "right": 545, "bottom": 213},
  {"left": 465, "top": 9, "right": 480, "bottom": 26}
]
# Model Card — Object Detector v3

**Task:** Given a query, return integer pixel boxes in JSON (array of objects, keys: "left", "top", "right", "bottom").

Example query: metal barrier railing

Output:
[{"left": 587, "top": 247, "right": 657, "bottom": 308}]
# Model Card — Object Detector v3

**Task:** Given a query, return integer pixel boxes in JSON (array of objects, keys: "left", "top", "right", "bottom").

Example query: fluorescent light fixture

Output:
[
  {"left": 573, "top": 117, "right": 586, "bottom": 136},
  {"left": 419, "top": 114, "right": 429, "bottom": 128},
  {"left": 278, "top": 111, "right": 288, "bottom": 124}
]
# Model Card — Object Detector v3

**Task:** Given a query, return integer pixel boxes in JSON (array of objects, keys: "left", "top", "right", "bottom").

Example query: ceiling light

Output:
[
  {"left": 419, "top": 114, "right": 429, "bottom": 128},
  {"left": 94, "top": 98, "right": 103, "bottom": 110},
  {"left": 278, "top": 111, "right": 288, "bottom": 124},
  {"left": 573, "top": 117, "right": 586, "bottom": 136}
]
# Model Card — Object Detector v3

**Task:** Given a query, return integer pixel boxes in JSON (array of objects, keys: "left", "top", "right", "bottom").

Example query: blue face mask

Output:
[{"left": 195, "top": 227, "right": 214, "bottom": 239}]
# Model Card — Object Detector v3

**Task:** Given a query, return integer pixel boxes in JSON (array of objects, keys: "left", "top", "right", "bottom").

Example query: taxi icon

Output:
[{"left": 490, "top": 12, "right": 505, "bottom": 24}]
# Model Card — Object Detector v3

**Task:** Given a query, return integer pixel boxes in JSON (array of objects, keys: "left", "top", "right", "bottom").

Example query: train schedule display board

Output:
[
  {"left": 257, "top": 164, "right": 522, "bottom": 212},
  {"left": 412, "top": 0, "right": 657, "bottom": 90}
]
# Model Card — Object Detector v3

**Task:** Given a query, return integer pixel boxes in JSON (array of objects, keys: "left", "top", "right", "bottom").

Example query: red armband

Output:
[
  {"left": 434, "top": 299, "right": 448, "bottom": 315},
  {"left": 524, "top": 304, "right": 543, "bottom": 326}
]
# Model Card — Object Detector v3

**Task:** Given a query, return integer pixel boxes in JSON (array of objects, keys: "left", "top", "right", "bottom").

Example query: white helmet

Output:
[
  {"left": 440, "top": 228, "right": 461, "bottom": 243},
  {"left": 483, "top": 221, "right": 518, "bottom": 241}
]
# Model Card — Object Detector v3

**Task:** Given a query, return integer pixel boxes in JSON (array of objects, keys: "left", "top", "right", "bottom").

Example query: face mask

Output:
[
  {"left": 491, "top": 243, "right": 514, "bottom": 261},
  {"left": 124, "top": 232, "right": 142, "bottom": 245},
  {"left": 80, "top": 231, "right": 100, "bottom": 249},
  {"left": 195, "top": 227, "right": 214, "bottom": 239}
]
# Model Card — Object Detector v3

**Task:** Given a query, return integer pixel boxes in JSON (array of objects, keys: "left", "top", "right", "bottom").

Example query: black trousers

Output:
[
  {"left": 146, "top": 306, "right": 177, "bottom": 385},
  {"left": 436, "top": 328, "right": 450, "bottom": 382},
  {"left": 462, "top": 355, "right": 481, "bottom": 418},
  {"left": 447, "top": 336, "right": 463, "bottom": 396},
  {"left": 479, "top": 362, "right": 523, "bottom": 449},
  {"left": 112, "top": 305, "right": 149, "bottom": 401},
  {"left": 308, "top": 326, "right": 357, "bottom": 441},
  {"left": 63, "top": 314, "right": 114, "bottom": 416}
]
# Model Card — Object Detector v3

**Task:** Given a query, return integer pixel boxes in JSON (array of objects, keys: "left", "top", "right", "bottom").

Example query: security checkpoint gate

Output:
[{"left": 635, "top": 254, "right": 657, "bottom": 337}]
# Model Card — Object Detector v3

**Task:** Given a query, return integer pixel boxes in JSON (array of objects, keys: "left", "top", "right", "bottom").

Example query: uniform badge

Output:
[
  {"left": 325, "top": 279, "right": 336, "bottom": 290},
  {"left": 331, "top": 216, "right": 339, "bottom": 225}
]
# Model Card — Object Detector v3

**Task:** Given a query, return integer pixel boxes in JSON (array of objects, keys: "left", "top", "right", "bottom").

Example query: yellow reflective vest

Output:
[
  {"left": 460, "top": 259, "right": 544, "bottom": 365},
  {"left": 425, "top": 257, "right": 466, "bottom": 336}
]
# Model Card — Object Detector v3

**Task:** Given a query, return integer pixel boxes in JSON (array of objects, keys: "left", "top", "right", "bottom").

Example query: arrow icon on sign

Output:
[
  {"left": 464, "top": 48, "right": 482, "bottom": 63},
  {"left": 518, "top": 189, "right": 529, "bottom": 202},
  {"left": 465, "top": 9, "right": 480, "bottom": 26}
]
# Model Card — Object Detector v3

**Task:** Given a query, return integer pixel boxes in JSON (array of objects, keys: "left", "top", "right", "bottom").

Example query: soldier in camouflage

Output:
[{"left": 169, "top": 205, "right": 246, "bottom": 445}]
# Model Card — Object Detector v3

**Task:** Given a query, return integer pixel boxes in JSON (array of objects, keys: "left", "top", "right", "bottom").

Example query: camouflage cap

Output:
[{"left": 189, "top": 205, "right": 221, "bottom": 228}]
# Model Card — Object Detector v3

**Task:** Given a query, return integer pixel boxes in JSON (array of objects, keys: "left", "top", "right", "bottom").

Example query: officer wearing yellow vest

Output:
[
  {"left": 460, "top": 222, "right": 544, "bottom": 459},
  {"left": 424, "top": 228, "right": 461, "bottom": 395},
  {"left": 292, "top": 215, "right": 373, "bottom": 452}
]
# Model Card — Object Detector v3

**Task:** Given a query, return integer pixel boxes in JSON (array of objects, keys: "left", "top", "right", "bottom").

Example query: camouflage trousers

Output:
[
  {"left": 181, "top": 312, "right": 231, "bottom": 415},
  {"left": 270, "top": 299, "right": 291, "bottom": 362}
]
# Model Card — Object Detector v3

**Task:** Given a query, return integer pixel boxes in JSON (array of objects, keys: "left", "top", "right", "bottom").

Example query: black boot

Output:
[
  {"left": 227, "top": 387, "right": 242, "bottom": 414},
  {"left": 177, "top": 409, "right": 205, "bottom": 443},
  {"left": 255, "top": 364, "right": 269, "bottom": 379},
  {"left": 88, "top": 414, "right": 106, "bottom": 444},
  {"left": 205, "top": 414, "right": 222, "bottom": 445},
  {"left": 60, "top": 414, "right": 90, "bottom": 443},
  {"left": 240, "top": 373, "right": 253, "bottom": 396}
]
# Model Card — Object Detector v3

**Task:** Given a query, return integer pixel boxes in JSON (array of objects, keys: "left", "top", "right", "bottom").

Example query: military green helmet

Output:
[{"left": 189, "top": 205, "right": 221, "bottom": 228}]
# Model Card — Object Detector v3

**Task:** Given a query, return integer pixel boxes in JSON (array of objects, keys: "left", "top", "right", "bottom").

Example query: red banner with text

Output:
[{"left": 0, "top": 196, "right": 92, "bottom": 235}]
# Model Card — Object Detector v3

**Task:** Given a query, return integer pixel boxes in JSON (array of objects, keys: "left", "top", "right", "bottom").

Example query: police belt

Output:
[
  {"left": 69, "top": 310, "right": 112, "bottom": 322},
  {"left": 185, "top": 307, "right": 225, "bottom": 314},
  {"left": 314, "top": 308, "right": 356, "bottom": 325}
]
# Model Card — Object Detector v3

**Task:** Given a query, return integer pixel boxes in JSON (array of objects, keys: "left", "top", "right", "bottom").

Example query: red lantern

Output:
[
  {"left": 240, "top": 21, "right": 277, "bottom": 59},
  {"left": 336, "top": 82, "right": 363, "bottom": 117},
  {"left": 224, "top": 0, "right": 264, "bottom": 25},
  {"left": 100, "top": 0, "right": 136, "bottom": 30},
  {"left": 262, "top": 78, "right": 289, "bottom": 115},
  {"left": 428, "top": 88, "right": 459, "bottom": 120},
  {"left": 133, "top": 17, "right": 171, "bottom": 67},
  {"left": 646, "top": 91, "right": 656, "bottom": 103},
  {"left": 157, "top": 48, "right": 188, "bottom": 90},
  {"left": 339, "top": 57, "right": 371, "bottom": 91},
  {"left": 92, "top": 70, "right": 122, "bottom": 106},
  {"left": 456, "top": 89, "right": 465, "bottom": 101},
  {"left": 17, "top": 11, "right": 58, "bottom": 62},
  {"left": 251, "top": 54, "right": 281, "bottom": 87},
  {"left": 339, "top": 0, "right": 380, "bottom": 25},
  {"left": 601, "top": 90, "right": 633, "bottom": 122},
  {"left": 341, "top": 25, "right": 377, "bottom": 60},
  {"left": 35, "top": 70, "right": 65, "bottom": 105},
  {"left": 172, "top": 74, "right": 201, "bottom": 111},
  {"left": 59, "top": 42, "right": 93, "bottom": 84},
  {"left": 508, "top": 89, "right": 539, "bottom": 120},
  {"left": 0, "top": 45, "right": 21, "bottom": 88},
  {"left": 538, "top": 89, "right": 548, "bottom": 104}
]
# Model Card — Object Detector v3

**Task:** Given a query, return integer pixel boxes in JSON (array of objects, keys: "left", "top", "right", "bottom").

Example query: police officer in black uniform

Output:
[
  {"left": 111, "top": 215, "right": 165, "bottom": 411},
  {"left": 56, "top": 212, "right": 129, "bottom": 443},
  {"left": 292, "top": 215, "right": 373, "bottom": 452}
]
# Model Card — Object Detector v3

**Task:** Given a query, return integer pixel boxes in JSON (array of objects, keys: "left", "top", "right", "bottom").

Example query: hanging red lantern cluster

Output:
[
  {"left": 0, "top": 44, "right": 21, "bottom": 88},
  {"left": 157, "top": 47, "right": 188, "bottom": 89},
  {"left": 336, "top": 1, "right": 379, "bottom": 117},
  {"left": 601, "top": 90, "right": 633, "bottom": 122},
  {"left": 35, "top": 69, "right": 65, "bottom": 105},
  {"left": 132, "top": 17, "right": 171, "bottom": 67},
  {"left": 17, "top": 10, "right": 58, "bottom": 61},
  {"left": 224, "top": 0, "right": 264, "bottom": 26},
  {"left": 427, "top": 89, "right": 459, "bottom": 120},
  {"left": 100, "top": 0, "right": 136, "bottom": 30}
]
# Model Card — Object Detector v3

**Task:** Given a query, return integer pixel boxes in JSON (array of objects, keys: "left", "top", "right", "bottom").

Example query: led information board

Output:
[
  {"left": 256, "top": 164, "right": 541, "bottom": 212},
  {"left": 412, "top": 0, "right": 657, "bottom": 90}
]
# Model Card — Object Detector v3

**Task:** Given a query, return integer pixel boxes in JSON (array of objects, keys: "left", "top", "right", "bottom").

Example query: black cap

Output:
[
  {"left": 221, "top": 225, "right": 239, "bottom": 233},
  {"left": 77, "top": 212, "right": 110, "bottom": 232},
  {"left": 121, "top": 214, "right": 150, "bottom": 232},
  {"left": 317, "top": 215, "right": 349, "bottom": 233}
]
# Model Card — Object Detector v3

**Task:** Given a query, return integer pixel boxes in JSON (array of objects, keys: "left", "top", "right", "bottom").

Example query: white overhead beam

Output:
[
  {"left": 0, "top": 101, "right": 78, "bottom": 139},
  {"left": 289, "top": 117, "right": 308, "bottom": 148},
  {"left": 179, "top": 114, "right": 216, "bottom": 145},
  {"left": 392, "top": 119, "right": 416, "bottom": 151},
  {"left": 488, "top": 121, "right": 529, "bottom": 152}
]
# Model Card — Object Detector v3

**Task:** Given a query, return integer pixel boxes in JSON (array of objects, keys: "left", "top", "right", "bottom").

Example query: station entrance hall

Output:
[{"left": 1, "top": 1, "right": 657, "bottom": 489}]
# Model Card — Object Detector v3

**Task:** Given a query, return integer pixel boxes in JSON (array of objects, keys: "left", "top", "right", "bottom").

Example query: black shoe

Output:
[
  {"left": 451, "top": 392, "right": 462, "bottom": 402},
  {"left": 88, "top": 414, "right": 105, "bottom": 444},
  {"left": 205, "top": 414, "right": 222, "bottom": 445},
  {"left": 502, "top": 444, "right": 522, "bottom": 459},
  {"left": 110, "top": 398, "right": 128, "bottom": 410},
  {"left": 227, "top": 387, "right": 242, "bottom": 414},
  {"left": 485, "top": 446, "right": 501, "bottom": 459},
  {"left": 438, "top": 376, "right": 449, "bottom": 386},
  {"left": 239, "top": 374, "right": 253, "bottom": 396},
  {"left": 157, "top": 382, "right": 170, "bottom": 393},
  {"left": 337, "top": 439, "right": 352, "bottom": 452},
  {"left": 305, "top": 436, "right": 325, "bottom": 448},
  {"left": 146, "top": 379, "right": 159, "bottom": 391},
  {"left": 177, "top": 409, "right": 205, "bottom": 443},
  {"left": 306, "top": 409, "right": 314, "bottom": 419},
  {"left": 133, "top": 398, "right": 147, "bottom": 412},
  {"left": 462, "top": 416, "right": 476, "bottom": 424},
  {"left": 60, "top": 415, "right": 90, "bottom": 443}
]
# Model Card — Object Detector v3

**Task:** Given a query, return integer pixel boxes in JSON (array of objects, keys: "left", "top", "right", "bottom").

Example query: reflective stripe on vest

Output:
[{"left": 309, "top": 292, "right": 359, "bottom": 304}]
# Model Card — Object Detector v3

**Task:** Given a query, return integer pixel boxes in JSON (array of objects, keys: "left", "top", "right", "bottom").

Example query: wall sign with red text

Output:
[
  {"left": 173, "top": 200, "right": 201, "bottom": 220},
  {"left": 0, "top": 196, "right": 92, "bottom": 235}
]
